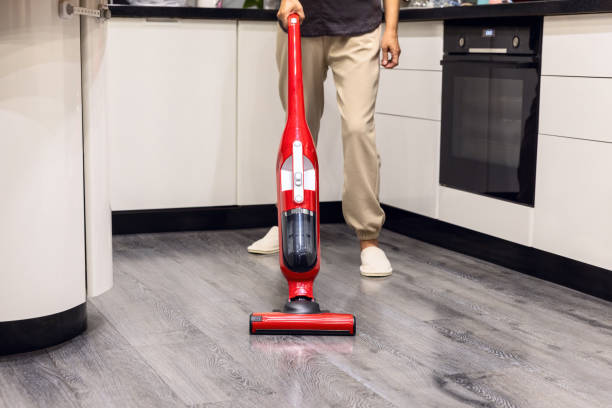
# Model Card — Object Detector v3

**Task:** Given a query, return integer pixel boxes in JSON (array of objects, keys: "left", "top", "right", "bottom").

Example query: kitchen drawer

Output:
[
  {"left": 377, "top": 114, "right": 440, "bottom": 218},
  {"left": 539, "top": 76, "right": 612, "bottom": 143},
  {"left": 534, "top": 135, "right": 612, "bottom": 271},
  {"left": 438, "top": 187, "right": 534, "bottom": 246},
  {"left": 542, "top": 14, "right": 612, "bottom": 78},
  {"left": 396, "top": 21, "right": 443, "bottom": 71},
  {"left": 376, "top": 69, "right": 442, "bottom": 120}
]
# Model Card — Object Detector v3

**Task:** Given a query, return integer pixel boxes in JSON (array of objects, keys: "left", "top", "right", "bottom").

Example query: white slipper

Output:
[
  {"left": 360, "top": 246, "right": 393, "bottom": 277},
  {"left": 247, "top": 226, "right": 279, "bottom": 254}
]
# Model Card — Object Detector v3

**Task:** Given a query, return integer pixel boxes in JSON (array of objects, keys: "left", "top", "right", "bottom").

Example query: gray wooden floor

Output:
[{"left": 1, "top": 225, "right": 611, "bottom": 408}]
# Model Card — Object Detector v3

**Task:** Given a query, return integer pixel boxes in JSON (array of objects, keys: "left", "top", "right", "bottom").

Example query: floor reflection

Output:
[{"left": 249, "top": 335, "right": 355, "bottom": 356}]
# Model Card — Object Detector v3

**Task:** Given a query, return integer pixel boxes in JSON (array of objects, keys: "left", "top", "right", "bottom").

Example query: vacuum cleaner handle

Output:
[{"left": 286, "top": 14, "right": 306, "bottom": 126}]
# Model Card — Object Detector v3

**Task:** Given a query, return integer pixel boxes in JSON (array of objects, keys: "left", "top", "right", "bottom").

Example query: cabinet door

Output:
[
  {"left": 542, "top": 14, "right": 612, "bottom": 78},
  {"left": 377, "top": 114, "right": 440, "bottom": 218},
  {"left": 107, "top": 19, "right": 237, "bottom": 210},
  {"left": 237, "top": 21, "right": 284, "bottom": 205},
  {"left": 539, "top": 76, "right": 612, "bottom": 143},
  {"left": 396, "top": 21, "right": 443, "bottom": 71},
  {"left": 376, "top": 69, "right": 442, "bottom": 120},
  {"left": 534, "top": 135, "right": 612, "bottom": 270}
]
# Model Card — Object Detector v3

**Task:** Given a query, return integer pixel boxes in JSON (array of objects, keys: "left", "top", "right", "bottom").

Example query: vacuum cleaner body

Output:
[{"left": 250, "top": 14, "right": 355, "bottom": 336}]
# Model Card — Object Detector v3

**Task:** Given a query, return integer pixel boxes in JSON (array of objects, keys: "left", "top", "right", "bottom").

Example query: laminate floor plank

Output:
[
  {"left": 2, "top": 224, "right": 611, "bottom": 408},
  {"left": 0, "top": 352, "right": 80, "bottom": 408},
  {"left": 0, "top": 305, "right": 186, "bottom": 408}
]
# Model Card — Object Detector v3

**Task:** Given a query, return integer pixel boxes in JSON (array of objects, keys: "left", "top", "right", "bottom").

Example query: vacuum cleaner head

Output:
[{"left": 250, "top": 312, "right": 355, "bottom": 336}]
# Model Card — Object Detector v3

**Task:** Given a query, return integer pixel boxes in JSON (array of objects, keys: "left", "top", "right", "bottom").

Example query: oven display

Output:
[{"left": 483, "top": 28, "right": 495, "bottom": 38}]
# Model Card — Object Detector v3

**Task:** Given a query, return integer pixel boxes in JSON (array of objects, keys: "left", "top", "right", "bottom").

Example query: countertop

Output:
[{"left": 109, "top": 0, "right": 612, "bottom": 21}]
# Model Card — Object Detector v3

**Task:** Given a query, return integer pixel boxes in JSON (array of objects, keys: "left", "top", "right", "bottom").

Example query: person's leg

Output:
[
  {"left": 326, "top": 26, "right": 391, "bottom": 276},
  {"left": 247, "top": 28, "right": 328, "bottom": 255},
  {"left": 327, "top": 26, "right": 385, "bottom": 243}
]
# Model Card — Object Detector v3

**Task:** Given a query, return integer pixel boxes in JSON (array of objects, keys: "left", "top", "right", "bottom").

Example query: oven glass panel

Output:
[{"left": 440, "top": 62, "right": 539, "bottom": 206}]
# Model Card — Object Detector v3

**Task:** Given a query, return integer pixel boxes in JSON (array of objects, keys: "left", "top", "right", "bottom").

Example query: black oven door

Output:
[{"left": 440, "top": 55, "right": 540, "bottom": 206}]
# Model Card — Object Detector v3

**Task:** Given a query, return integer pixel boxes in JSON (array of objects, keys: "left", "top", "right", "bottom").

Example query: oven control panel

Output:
[{"left": 445, "top": 17, "right": 542, "bottom": 55}]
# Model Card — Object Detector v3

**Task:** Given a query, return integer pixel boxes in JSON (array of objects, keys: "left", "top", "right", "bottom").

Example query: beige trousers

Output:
[{"left": 276, "top": 25, "right": 385, "bottom": 241}]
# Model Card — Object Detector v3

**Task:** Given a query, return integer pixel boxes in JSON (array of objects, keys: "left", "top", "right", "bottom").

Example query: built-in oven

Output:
[{"left": 440, "top": 17, "right": 543, "bottom": 206}]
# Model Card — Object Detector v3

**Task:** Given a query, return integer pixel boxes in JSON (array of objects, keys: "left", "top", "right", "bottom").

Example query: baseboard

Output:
[
  {"left": 112, "top": 201, "right": 345, "bottom": 235},
  {"left": 382, "top": 204, "right": 612, "bottom": 302}
]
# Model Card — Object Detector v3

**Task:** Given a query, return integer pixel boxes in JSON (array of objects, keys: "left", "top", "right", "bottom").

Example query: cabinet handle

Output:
[{"left": 59, "top": 0, "right": 111, "bottom": 21}]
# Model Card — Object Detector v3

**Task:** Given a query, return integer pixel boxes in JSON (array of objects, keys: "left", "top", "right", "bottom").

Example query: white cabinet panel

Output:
[
  {"left": 542, "top": 14, "right": 612, "bottom": 77},
  {"left": 396, "top": 21, "right": 443, "bottom": 71},
  {"left": 439, "top": 187, "right": 534, "bottom": 246},
  {"left": 534, "top": 135, "right": 612, "bottom": 270},
  {"left": 539, "top": 76, "right": 612, "bottom": 143},
  {"left": 376, "top": 69, "right": 442, "bottom": 120},
  {"left": 82, "top": 0, "right": 113, "bottom": 297},
  {"left": 237, "top": 21, "right": 284, "bottom": 205},
  {"left": 107, "top": 19, "right": 237, "bottom": 211},
  {"left": 377, "top": 114, "right": 440, "bottom": 218},
  {"left": 318, "top": 72, "right": 344, "bottom": 202},
  {"left": 0, "top": 2, "right": 86, "bottom": 321}
]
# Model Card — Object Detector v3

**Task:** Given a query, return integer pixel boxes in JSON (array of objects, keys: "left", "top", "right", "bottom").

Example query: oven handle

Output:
[{"left": 440, "top": 59, "right": 539, "bottom": 69}]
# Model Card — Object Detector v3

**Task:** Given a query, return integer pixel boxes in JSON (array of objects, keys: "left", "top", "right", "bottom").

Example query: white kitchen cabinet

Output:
[
  {"left": 438, "top": 187, "right": 534, "bottom": 246},
  {"left": 81, "top": 0, "right": 113, "bottom": 297},
  {"left": 236, "top": 21, "right": 284, "bottom": 205},
  {"left": 376, "top": 114, "right": 440, "bottom": 218},
  {"left": 107, "top": 18, "right": 237, "bottom": 211},
  {"left": 0, "top": 1, "right": 86, "bottom": 321},
  {"left": 533, "top": 135, "right": 612, "bottom": 270},
  {"left": 396, "top": 21, "right": 444, "bottom": 71},
  {"left": 376, "top": 69, "right": 442, "bottom": 120},
  {"left": 539, "top": 76, "right": 612, "bottom": 143},
  {"left": 542, "top": 14, "right": 612, "bottom": 78}
]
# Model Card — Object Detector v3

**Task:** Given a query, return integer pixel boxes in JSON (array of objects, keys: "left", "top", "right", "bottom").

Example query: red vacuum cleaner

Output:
[{"left": 249, "top": 14, "right": 355, "bottom": 336}]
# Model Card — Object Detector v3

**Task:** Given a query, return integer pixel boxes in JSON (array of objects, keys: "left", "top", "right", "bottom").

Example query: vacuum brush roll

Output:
[{"left": 250, "top": 312, "right": 356, "bottom": 336}]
